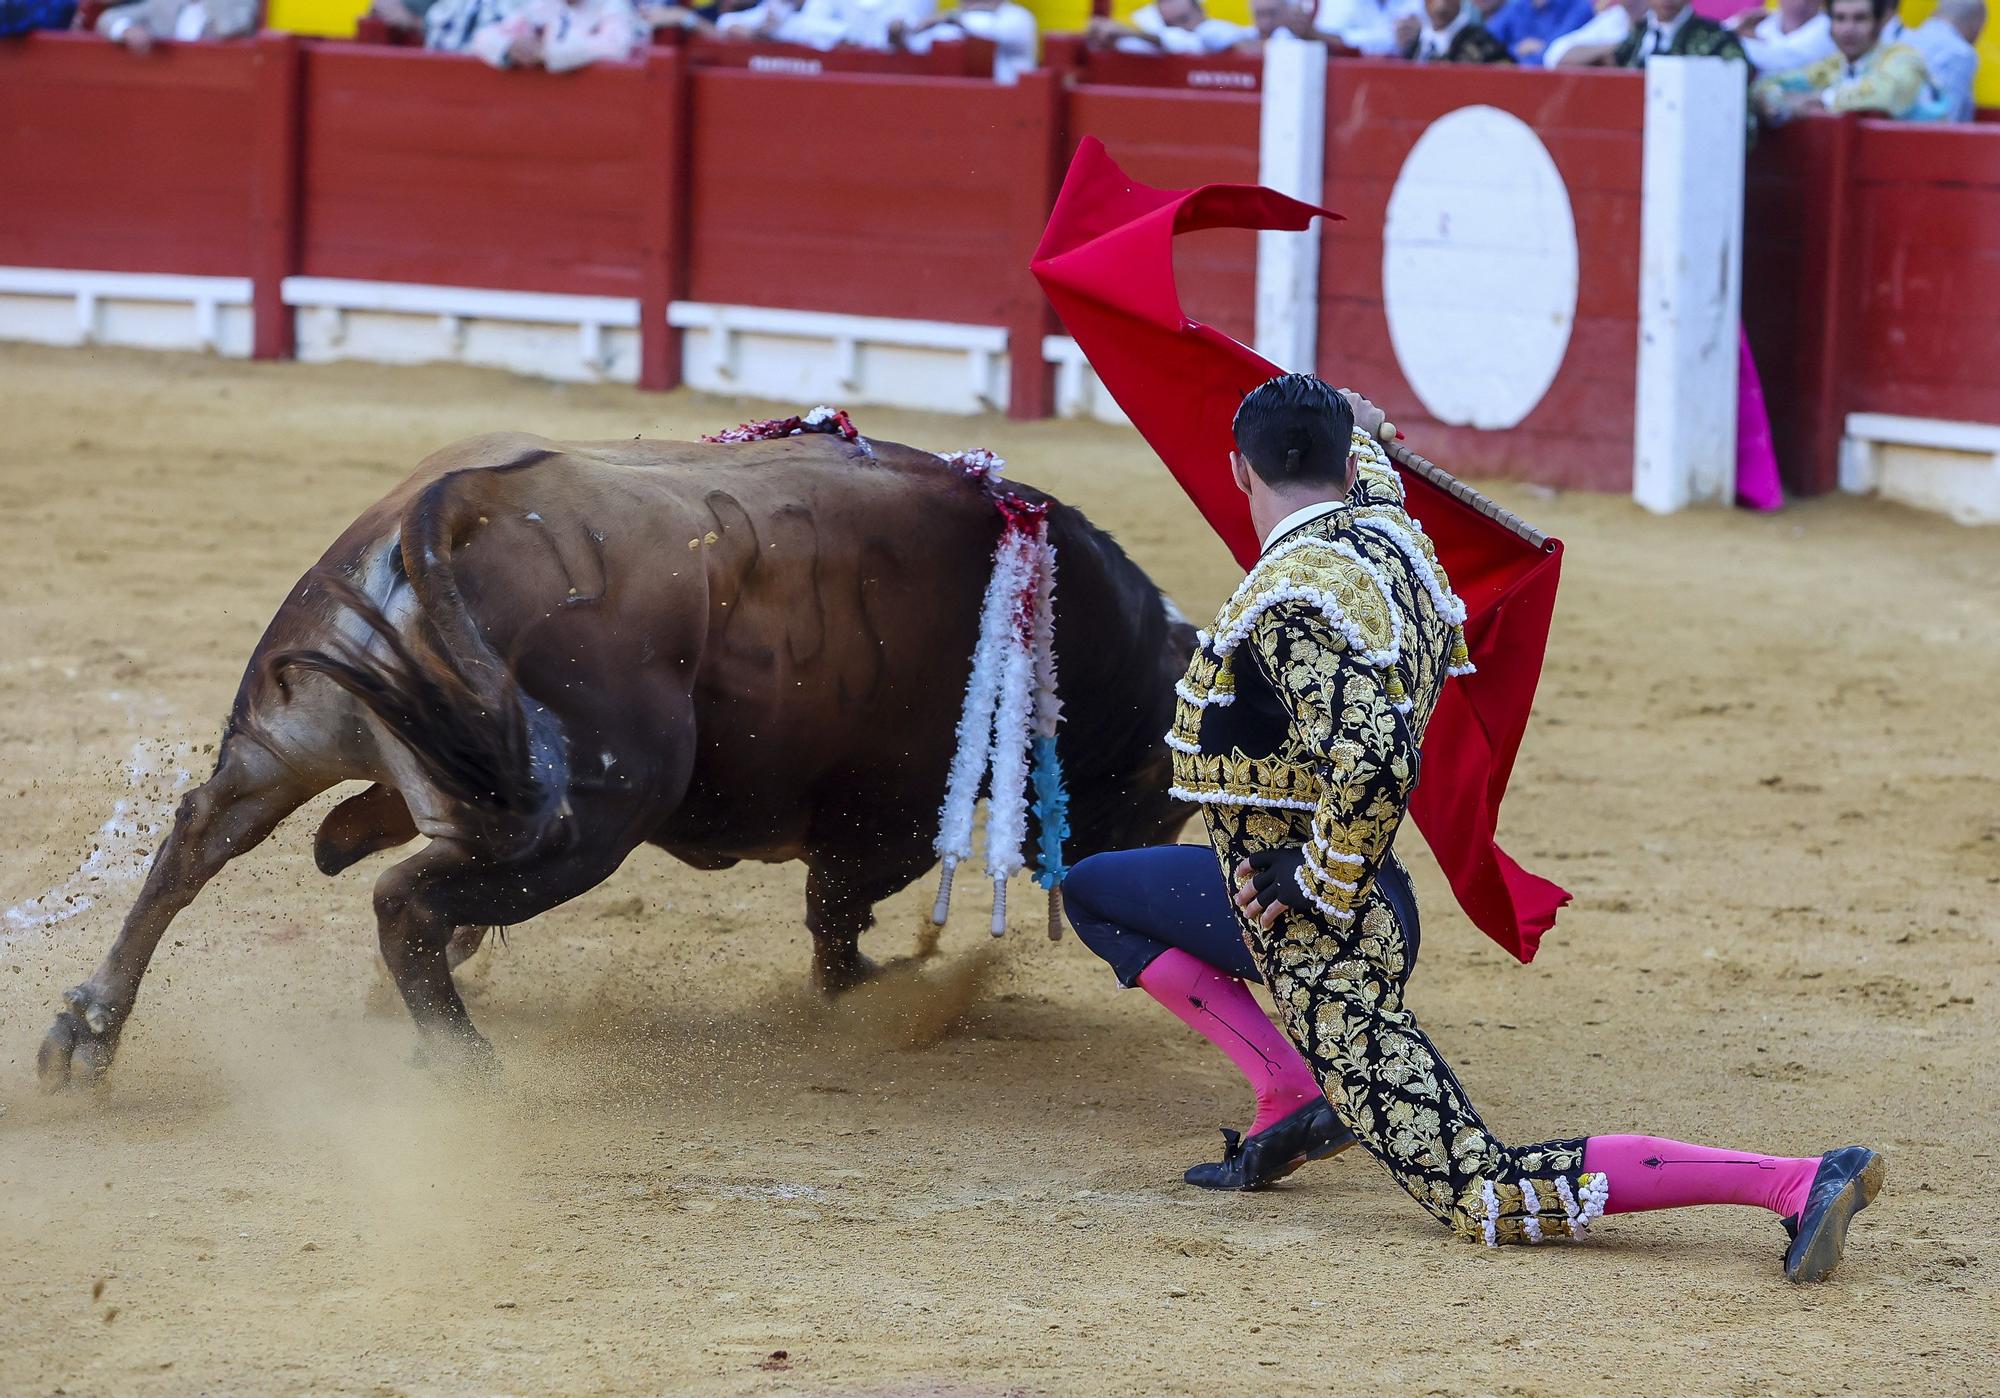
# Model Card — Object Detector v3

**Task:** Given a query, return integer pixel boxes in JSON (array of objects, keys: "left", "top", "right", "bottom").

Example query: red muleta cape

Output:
[{"left": 1031, "top": 138, "right": 1570, "bottom": 963}]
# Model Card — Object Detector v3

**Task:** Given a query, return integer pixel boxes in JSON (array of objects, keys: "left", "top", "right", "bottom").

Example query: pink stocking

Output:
[
  {"left": 1135, "top": 948, "right": 1322, "bottom": 1134},
  {"left": 1583, "top": 1135, "right": 1818, "bottom": 1218}
]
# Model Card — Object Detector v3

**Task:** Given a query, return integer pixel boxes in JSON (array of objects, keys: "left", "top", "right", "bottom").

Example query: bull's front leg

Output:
[
  {"left": 805, "top": 864, "right": 886, "bottom": 994},
  {"left": 39, "top": 743, "right": 312, "bottom": 1090}
]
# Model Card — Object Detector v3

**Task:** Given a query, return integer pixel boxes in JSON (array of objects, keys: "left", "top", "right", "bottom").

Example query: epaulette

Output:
[{"left": 1204, "top": 526, "right": 1405, "bottom": 704}]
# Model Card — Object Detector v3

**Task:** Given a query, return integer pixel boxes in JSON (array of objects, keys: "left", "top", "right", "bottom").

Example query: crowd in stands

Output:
[{"left": 0, "top": 0, "right": 1986, "bottom": 123}]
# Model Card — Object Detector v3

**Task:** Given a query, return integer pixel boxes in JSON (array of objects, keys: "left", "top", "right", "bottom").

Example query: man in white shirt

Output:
[
  {"left": 1315, "top": 0, "right": 1426, "bottom": 55},
  {"left": 1088, "top": 0, "right": 1251, "bottom": 54},
  {"left": 776, "top": 0, "right": 933, "bottom": 49},
  {"left": 1406, "top": 0, "right": 1511, "bottom": 58},
  {"left": 1239, "top": 0, "right": 1323, "bottom": 47},
  {"left": 1543, "top": 0, "right": 1638, "bottom": 65},
  {"left": 893, "top": 0, "right": 1039, "bottom": 80},
  {"left": 96, "top": 0, "right": 255, "bottom": 51},
  {"left": 1724, "top": 0, "right": 1838, "bottom": 75},
  {"left": 1906, "top": 0, "right": 1986, "bottom": 120}
]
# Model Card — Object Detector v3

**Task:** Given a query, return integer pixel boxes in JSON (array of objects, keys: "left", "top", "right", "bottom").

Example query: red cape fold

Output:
[{"left": 1032, "top": 137, "right": 1571, "bottom": 962}]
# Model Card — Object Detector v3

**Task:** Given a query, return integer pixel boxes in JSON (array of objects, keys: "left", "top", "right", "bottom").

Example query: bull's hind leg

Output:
[
  {"left": 38, "top": 739, "right": 319, "bottom": 1090},
  {"left": 370, "top": 833, "right": 632, "bottom": 1069}
]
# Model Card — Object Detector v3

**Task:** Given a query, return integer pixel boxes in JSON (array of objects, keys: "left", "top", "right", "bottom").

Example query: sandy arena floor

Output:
[{"left": 0, "top": 343, "right": 1995, "bottom": 1396}]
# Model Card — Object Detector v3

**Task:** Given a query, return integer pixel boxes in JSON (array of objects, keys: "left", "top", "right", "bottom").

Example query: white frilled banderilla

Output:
[{"left": 929, "top": 484, "right": 1070, "bottom": 940}]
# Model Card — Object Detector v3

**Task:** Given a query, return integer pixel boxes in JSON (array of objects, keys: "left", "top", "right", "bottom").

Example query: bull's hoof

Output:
[
  {"left": 813, "top": 952, "right": 879, "bottom": 997},
  {"left": 409, "top": 1025, "right": 500, "bottom": 1082},
  {"left": 37, "top": 990, "right": 119, "bottom": 1092}
]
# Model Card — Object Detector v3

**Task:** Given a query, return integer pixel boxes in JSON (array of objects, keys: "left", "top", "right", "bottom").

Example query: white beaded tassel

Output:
[
  {"left": 931, "top": 537, "right": 1017, "bottom": 925},
  {"left": 981, "top": 527, "right": 1040, "bottom": 936}
]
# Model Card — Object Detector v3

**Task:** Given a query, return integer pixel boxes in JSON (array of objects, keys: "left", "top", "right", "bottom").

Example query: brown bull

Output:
[{"left": 37, "top": 426, "right": 1196, "bottom": 1087}]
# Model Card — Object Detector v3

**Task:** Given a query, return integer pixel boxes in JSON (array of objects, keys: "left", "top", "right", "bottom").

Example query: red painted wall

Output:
[
  {"left": 1315, "top": 62, "right": 1644, "bottom": 493},
  {"left": 297, "top": 44, "right": 652, "bottom": 297},
  {"left": 1848, "top": 124, "right": 2000, "bottom": 424},
  {"left": 684, "top": 71, "right": 1037, "bottom": 325},
  {"left": 0, "top": 34, "right": 258, "bottom": 276},
  {"left": 7, "top": 34, "right": 2000, "bottom": 486},
  {"left": 1746, "top": 116, "right": 2000, "bottom": 494}
]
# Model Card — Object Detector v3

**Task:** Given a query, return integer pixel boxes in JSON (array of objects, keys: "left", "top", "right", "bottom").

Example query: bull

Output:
[{"left": 36, "top": 422, "right": 1196, "bottom": 1088}]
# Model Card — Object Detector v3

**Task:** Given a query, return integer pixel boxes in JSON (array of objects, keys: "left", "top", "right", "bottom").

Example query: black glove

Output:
[{"left": 1239, "top": 847, "right": 1308, "bottom": 920}]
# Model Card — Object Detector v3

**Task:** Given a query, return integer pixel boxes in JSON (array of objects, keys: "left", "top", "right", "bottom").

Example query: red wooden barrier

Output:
[
  {"left": 1847, "top": 122, "right": 2000, "bottom": 425},
  {"left": 682, "top": 66, "right": 1063, "bottom": 413},
  {"left": 13, "top": 33, "right": 2000, "bottom": 462},
  {"left": 1044, "top": 33, "right": 1265, "bottom": 91},
  {"left": 639, "top": 48, "right": 691, "bottom": 391},
  {"left": 1316, "top": 61, "right": 1643, "bottom": 491},
  {"left": 251, "top": 32, "right": 305, "bottom": 358},
  {"left": 297, "top": 44, "right": 653, "bottom": 297},
  {"left": 659, "top": 30, "right": 997, "bottom": 77},
  {"left": 1065, "top": 85, "right": 1262, "bottom": 347},
  {"left": 1744, "top": 117, "right": 2000, "bottom": 493},
  {"left": 0, "top": 33, "right": 259, "bottom": 277}
]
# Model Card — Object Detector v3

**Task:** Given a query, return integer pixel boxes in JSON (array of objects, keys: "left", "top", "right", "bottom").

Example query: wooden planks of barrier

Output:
[
  {"left": 1846, "top": 122, "right": 2000, "bottom": 427},
  {"left": 1315, "top": 61, "right": 1644, "bottom": 492},
  {"left": 0, "top": 33, "right": 260, "bottom": 278},
  {"left": 296, "top": 44, "right": 652, "bottom": 297},
  {"left": 684, "top": 69, "right": 1035, "bottom": 325},
  {"left": 8, "top": 35, "right": 2000, "bottom": 476}
]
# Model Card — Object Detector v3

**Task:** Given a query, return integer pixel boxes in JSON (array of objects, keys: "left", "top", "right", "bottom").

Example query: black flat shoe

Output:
[
  {"left": 1782, "top": 1145, "right": 1886, "bottom": 1283},
  {"left": 1183, "top": 1100, "right": 1355, "bottom": 1192}
]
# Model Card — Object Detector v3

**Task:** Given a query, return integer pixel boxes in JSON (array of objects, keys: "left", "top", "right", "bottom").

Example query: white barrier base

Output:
[
  {"left": 284, "top": 278, "right": 642, "bottom": 384},
  {"left": 0, "top": 267, "right": 253, "bottom": 357},
  {"left": 1043, "top": 335, "right": 1130, "bottom": 426},
  {"left": 670, "top": 303, "right": 1008, "bottom": 415},
  {"left": 1842, "top": 413, "right": 2000, "bottom": 525}
]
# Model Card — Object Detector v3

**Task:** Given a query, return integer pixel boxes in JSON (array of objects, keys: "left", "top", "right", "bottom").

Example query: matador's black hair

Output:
[{"left": 1230, "top": 373, "right": 1354, "bottom": 488}]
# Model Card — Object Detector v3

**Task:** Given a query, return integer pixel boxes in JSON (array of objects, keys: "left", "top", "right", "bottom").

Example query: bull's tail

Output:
[{"left": 261, "top": 467, "right": 561, "bottom": 847}]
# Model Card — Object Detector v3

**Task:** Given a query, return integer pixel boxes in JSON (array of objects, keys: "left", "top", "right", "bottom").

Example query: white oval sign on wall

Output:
[{"left": 1382, "top": 105, "right": 1578, "bottom": 431}]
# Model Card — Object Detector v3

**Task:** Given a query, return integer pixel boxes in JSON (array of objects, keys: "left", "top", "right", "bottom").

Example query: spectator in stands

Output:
[
  {"left": 1087, "top": 0, "right": 1249, "bottom": 53},
  {"left": 1403, "top": 0, "right": 1512, "bottom": 59},
  {"left": 366, "top": 0, "right": 441, "bottom": 38},
  {"left": 778, "top": 0, "right": 934, "bottom": 49},
  {"left": 427, "top": 0, "right": 647, "bottom": 67},
  {"left": 1235, "top": 0, "right": 1320, "bottom": 48},
  {"left": 1544, "top": 0, "right": 1641, "bottom": 65},
  {"left": 1320, "top": 0, "right": 1448, "bottom": 56},
  {"left": 1753, "top": 0, "right": 1936, "bottom": 119},
  {"left": 1314, "top": 0, "right": 1425, "bottom": 56},
  {"left": 642, "top": 0, "right": 779, "bottom": 37},
  {"left": 1723, "top": 0, "right": 1837, "bottom": 74},
  {"left": 1484, "top": 0, "right": 1593, "bottom": 62},
  {"left": 1611, "top": 0, "right": 1747, "bottom": 64},
  {"left": 1, "top": 0, "right": 76, "bottom": 34},
  {"left": 93, "top": 0, "right": 254, "bottom": 51},
  {"left": 1901, "top": 0, "right": 1985, "bottom": 119},
  {"left": 891, "top": 0, "right": 1038, "bottom": 80}
]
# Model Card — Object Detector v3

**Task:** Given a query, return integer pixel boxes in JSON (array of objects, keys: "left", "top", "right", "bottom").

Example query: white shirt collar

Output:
[
  {"left": 1646, "top": 3, "right": 1692, "bottom": 47},
  {"left": 1419, "top": 5, "right": 1472, "bottom": 57},
  {"left": 1260, "top": 501, "right": 1346, "bottom": 553}
]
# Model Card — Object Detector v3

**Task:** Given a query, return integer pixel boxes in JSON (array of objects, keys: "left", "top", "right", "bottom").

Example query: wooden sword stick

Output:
[{"left": 1377, "top": 426, "right": 1555, "bottom": 553}]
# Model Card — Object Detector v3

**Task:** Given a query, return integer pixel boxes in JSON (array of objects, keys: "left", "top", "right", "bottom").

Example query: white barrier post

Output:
[
  {"left": 1255, "top": 39, "right": 1328, "bottom": 373},
  {"left": 1634, "top": 56, "right": 1747, "bottom": 513}
]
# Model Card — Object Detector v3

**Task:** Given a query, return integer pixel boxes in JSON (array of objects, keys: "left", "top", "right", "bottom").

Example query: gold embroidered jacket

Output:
[{"left": 1168, "top": 431, "right": 1471, "bottom": 925}]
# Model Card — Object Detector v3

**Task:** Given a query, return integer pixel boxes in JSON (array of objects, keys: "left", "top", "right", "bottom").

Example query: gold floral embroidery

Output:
[{"left": 1178, "top": 502, "right": 1597, "bottom": 1249}]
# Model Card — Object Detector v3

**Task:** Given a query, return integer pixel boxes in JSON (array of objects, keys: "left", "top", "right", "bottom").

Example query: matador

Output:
[{"left": 1062, "top": 373, "right": 1882, "bottom": 1281}]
